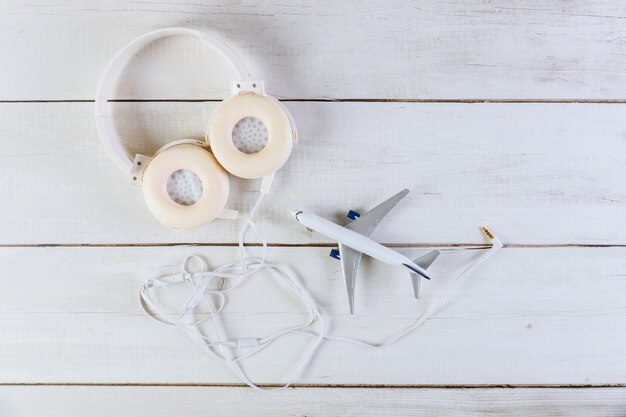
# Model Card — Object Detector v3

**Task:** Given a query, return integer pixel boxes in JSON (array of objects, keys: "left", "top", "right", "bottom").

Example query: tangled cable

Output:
[{"left": 139, "top": 191, "right": 503, "bottom": 391}]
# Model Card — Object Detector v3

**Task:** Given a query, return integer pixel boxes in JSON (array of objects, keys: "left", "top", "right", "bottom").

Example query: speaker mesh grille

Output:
[
  {"left": 232, "top": 117, "right": 268, "bottom": 154},
  {"left": 166, "top": 169, "right": 203, "bottom": 206}
]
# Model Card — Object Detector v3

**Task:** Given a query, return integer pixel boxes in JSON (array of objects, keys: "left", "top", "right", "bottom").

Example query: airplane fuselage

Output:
[{"left": 292, "top": 211, "right": 428, "bottom": 276}]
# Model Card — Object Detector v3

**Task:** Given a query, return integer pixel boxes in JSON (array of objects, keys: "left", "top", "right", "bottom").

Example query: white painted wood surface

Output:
[
  {"left": 1, "top": 0, "right": 624, "bottom": 414},
  {"left": 2, "top": 1, "right": 626, "bottom": 100},
  {"left": 1, "top": 245, "right": 625, "bottom": 385},
  {"left": 2, "top": 386, "right": 625, "bottom": 417},
  {"left": 1, "top": 101, "right": 625, "bottom": 245}
]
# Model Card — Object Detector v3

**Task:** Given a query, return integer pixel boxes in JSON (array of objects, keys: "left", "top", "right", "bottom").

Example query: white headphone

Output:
[{"left": 95, "top": 27, "right": 297, "bottom": 230}]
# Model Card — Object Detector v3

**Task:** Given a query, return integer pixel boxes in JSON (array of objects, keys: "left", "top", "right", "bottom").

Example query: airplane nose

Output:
[{"left": 289, "top": 210, "right": 300, "bottom": 221}]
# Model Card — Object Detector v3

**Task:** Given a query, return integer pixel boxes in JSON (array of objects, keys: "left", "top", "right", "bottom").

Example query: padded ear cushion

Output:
[
  {"left": 207, "top": 93, "right": 293, "bottom": 179},
  {"left": 142, "top": 144, "right": 229, "bottom": 230}
]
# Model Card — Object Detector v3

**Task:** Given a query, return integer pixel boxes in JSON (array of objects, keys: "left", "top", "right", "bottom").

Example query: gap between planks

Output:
[
  {"left": 3, "top": 99, "right": 626, "bottom": 104},
  {"left": 0, "top": 383, "right": 625, "bottom": 389},
  {"left": 0, "top": 243, "right": 624, "bottom": 248}
]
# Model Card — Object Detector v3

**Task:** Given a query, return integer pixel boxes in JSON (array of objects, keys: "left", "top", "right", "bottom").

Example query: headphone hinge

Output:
[
  {"left": 129, "top": 154, "right": 153, "bottom": 187},
  {"left": 231, "top": 80, "right": 265, "bottom": 96}
]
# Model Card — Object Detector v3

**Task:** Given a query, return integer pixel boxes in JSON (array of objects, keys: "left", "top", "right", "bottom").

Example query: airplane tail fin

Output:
[{"left": 408, "top": 250, "right": 440, "bottom": 299}]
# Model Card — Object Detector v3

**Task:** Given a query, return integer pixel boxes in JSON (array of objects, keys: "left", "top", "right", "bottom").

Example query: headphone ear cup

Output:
[
  {"left": 207, "top": 93, "right": 294, "bottom": 179},
  {"left": 142, "top": 144, "right": 230, "bottom": 230}
]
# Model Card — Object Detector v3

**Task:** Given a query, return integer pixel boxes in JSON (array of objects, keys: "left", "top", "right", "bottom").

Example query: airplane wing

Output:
[
  {"left": 345, "top": 189, "right": 409, "bottom": 237},
  {"left": 332, "top": 189, "right": 410, "bottom": 314},
  {"left": 338, "top": 243, "right": 363, "bottom": 314}
]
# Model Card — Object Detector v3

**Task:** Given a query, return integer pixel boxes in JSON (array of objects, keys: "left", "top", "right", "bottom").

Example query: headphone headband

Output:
[{"left": 95, "top": 27, "right": 252, "bottom": 173}]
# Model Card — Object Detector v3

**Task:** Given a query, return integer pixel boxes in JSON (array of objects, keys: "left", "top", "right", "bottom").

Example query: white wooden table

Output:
[{"left": 1, "top": 1, "right": 625, "bottom": 415}]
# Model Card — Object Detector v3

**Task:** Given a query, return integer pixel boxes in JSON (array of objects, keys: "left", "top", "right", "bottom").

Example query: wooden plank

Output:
[
  {"left": 2, "top": 1, "right": 626, "bottom": 100},
  {"left": 0, "top": 245, "right": 624, "bottom": 385},
  {"left": 0, "top": 101, "right": 624, "bottom": 244},
  {"left": 1, "top": 386, "right": 625, "bottom": 417}
]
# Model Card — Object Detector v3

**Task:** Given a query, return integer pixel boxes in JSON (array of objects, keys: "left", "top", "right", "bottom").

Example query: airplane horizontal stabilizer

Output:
[
  {"left": 415, "top": 250, "right": 440, "bottom": 270},
  {"left": 408, "top": 250, "right": 440, "bottom": 299}
]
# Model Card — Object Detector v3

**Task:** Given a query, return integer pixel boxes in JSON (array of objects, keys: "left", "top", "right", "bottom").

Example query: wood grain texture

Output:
[
  {"left": 1, "top": 0, "right": 624, "bottom": 411},
  {"left": 0, "top": 101, "right": 624, "bottom": 245},
  {"left": 2, "top": 0, "right": 626, "bottom": 100},
  {"left": 1, "top": 386, "right": 625, "bottom": 417},
  {"left": 0, "top": 245, "right": 624, "bottom": 385}
]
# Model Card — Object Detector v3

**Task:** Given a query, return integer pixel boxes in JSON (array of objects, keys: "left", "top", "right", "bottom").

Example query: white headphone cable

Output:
[
  {"left": 140, "top": 185, "right": 327, "bottom": 392},
  {"left": 139, "top": 189, "right": 502, "bottom": 390}
]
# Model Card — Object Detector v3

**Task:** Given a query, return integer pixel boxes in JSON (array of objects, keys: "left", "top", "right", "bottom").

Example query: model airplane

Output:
[{"left": 290, "top": 189, "right": 439, "bottom": 314}]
